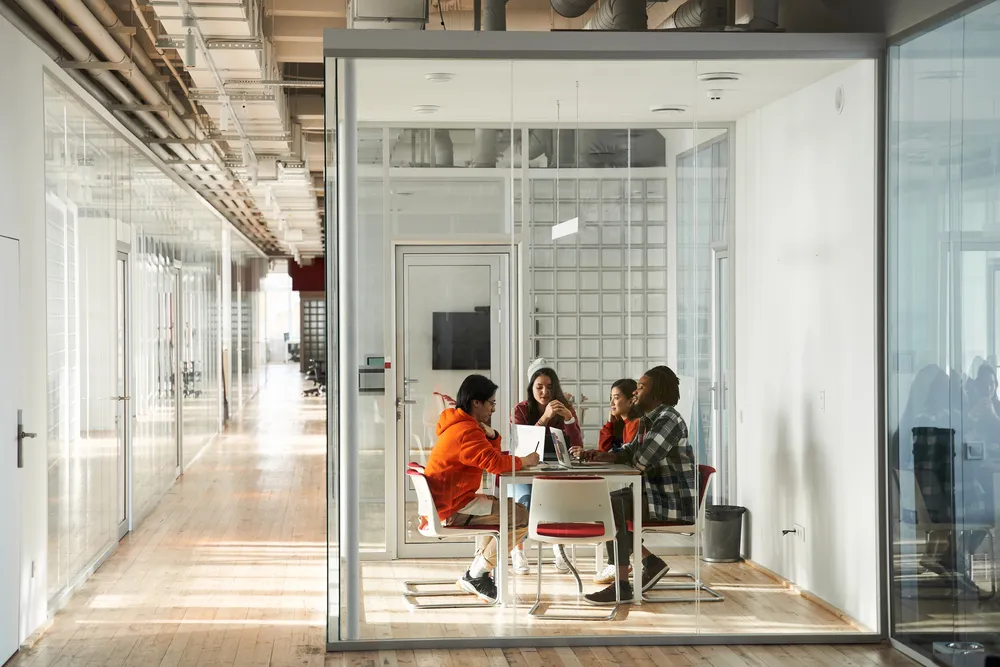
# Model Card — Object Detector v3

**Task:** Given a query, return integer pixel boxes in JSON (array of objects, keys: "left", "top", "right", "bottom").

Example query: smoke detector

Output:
[
  {"left": 425, "top": 72, "right": 455, "bottom": 83},
  {"left": 698, "top": 72, "right": 742, "bottom": 83},
  {"left": 413, "top": 104, "right": 440, "bottom": 114},
  {"left": 650, "top": 105, "right": 688, "bottom": 114}
]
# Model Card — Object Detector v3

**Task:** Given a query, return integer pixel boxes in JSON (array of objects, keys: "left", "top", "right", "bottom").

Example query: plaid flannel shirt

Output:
[{"left": 614, "top": 404, "right": 697, "bottom": 524}]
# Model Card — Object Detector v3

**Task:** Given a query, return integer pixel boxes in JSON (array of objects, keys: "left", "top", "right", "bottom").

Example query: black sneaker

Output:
[
  {"left": 642, "top": 554, "right": 671, "bottom": 592},
  {"left": 584, "top": 580, "right": 633, "bottom": 606},
  {"left": 457, "top": 571, "right": 497, "bottom": 603}
]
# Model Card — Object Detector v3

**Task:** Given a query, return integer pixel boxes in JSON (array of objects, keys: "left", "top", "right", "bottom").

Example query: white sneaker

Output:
[
  {"left": 553, "top": 545, "right": 571, "bottom": 573},
  {"left": 593, "top": 562, "right": 631, "bottom": 585},
  {"left": 511, "top": 549, "right": 530, "bottom": 575}
]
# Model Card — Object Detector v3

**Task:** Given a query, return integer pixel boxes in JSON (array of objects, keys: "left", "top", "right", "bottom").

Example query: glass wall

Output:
[
  {"left": 327, "top": 47, "right": 880, "bottom": 646},
  {"left": 888, "top": 1, "right": 1000, "bottom": 662},
  {"left": 42, "top": 74, "right": 261, "bottom": 610}
]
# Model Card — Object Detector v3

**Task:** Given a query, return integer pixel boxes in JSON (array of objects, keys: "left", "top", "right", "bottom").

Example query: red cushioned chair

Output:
[
  {"left": 528, "top": 476, "right": 621, "bottom": 620},
  {"left": 402, "top": 466, "right": 501, "bottom": 609},
  {"left": 627, "top": 464, "right": 724, "bottom": 603}
]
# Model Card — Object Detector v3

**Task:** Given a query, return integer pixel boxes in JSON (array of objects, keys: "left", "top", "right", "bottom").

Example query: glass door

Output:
[
  {"left": 116, "top": 253, "right": 130, "bottom": 539},
  {"left": 394, "top": 247, "right": 510, "bottom": 558}
]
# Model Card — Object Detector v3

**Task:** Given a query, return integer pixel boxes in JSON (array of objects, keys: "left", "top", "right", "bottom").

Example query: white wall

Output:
[
  {"left": 0, "top": 12, "right": 63, "bottom": 642},
  {"left": 734, "top": 60, "right": 879, "bottom": 630}
]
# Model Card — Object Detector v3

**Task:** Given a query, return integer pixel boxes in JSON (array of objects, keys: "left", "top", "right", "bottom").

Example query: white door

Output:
[
  {"left": 1, "top": 236, "right": 22, "bottom": 662},
  {"left": 395, "top": 247, "right": 512, "bottom": 559}
]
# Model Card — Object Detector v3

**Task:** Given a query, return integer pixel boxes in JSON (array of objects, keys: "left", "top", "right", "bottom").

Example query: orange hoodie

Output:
[{"left": 423, "top": 408, "right": 523, "bottom": 521}]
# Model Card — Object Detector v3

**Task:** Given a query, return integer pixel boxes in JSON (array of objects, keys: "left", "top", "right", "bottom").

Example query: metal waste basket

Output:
[{"left": 702, "top": 505, "right": 746, "bottom": 563}]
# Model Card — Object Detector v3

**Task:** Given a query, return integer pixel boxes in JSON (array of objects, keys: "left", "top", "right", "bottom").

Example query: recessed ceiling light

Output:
[
  {"left": 425, "top": 72, "right": 455, "bottom": 83},
  {"left": 698, "top": 72, "right": 742, "bottom": 83},
  {"left": 413, "top": 104, "right": 440, "bottom": 114},
  {"left": 650, "top": 105, "right": 687, "bottom": 114}
]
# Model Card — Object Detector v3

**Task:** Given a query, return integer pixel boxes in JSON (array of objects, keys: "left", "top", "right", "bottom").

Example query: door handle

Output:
[
  {"left": 403, "top": 378, "right": 419, "bottom": 384},
  {"left": 396, "top": 397, "right": 417, "bottom": 406},
  {"left": 110, "top": 396, "right": 131, "bottom": 401},
  {"left": 17, "top": 409, "right": 35, "bottom": 469}
]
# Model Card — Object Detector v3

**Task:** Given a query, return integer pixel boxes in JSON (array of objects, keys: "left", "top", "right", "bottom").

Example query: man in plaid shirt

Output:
[{"left": 572, "top": 365, "right": 697, "bottom": 605}]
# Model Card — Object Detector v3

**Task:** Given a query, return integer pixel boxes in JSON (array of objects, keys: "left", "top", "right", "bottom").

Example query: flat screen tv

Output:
[{"left": 432, "top": 309, "right": 490, "bottom": 370}]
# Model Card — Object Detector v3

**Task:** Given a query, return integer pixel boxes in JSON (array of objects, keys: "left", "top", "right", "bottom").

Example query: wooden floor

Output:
[{"left": 8, "top": 364, "right": 918, "bottom": 667}]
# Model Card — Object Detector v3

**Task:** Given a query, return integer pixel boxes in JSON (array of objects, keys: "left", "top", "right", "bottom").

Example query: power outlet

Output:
[
  {"left": 793, "top": 523, "right": 805, "bottom": 544},
  {"left": 819, "top": 391, "right": 826, "bottom": 412}
]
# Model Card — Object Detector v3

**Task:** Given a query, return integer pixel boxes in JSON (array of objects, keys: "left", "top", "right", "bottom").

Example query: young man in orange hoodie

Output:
[{"left": 423, "top": 374, "right": 540, "bottom": 602}]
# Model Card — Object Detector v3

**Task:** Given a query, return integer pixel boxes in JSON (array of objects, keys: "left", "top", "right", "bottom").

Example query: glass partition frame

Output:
[{"left": 324, "top": 29, "right": 885, "bottom": 651}]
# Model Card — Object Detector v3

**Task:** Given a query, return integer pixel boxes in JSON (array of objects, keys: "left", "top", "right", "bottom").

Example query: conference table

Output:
[{"left": 496, "top": 464, "right": 644, "bottom": 607}]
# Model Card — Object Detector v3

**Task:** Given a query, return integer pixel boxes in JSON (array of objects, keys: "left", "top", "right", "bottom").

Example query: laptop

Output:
[
  {"left": 550, "top": 427, "right": 603, "bottom": 469},
  {"left": 514, "top": 425, "right": 547, "bottom": 458}
]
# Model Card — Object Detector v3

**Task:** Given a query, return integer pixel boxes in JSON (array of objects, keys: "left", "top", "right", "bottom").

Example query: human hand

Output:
[
  {"left": 521, "top": 452, "right": 541, "bottom": 468},
  {"left": 478, "top": 422, "right": 497, "bottom": 439},
  {"left": 569, "top": 446, "right": 585, "bottom": 460},
  {"left": 547, "top": 400, "right": 572, "bottom": 420}
]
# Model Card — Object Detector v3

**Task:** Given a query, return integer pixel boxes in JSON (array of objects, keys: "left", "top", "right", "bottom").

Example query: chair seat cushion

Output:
[
  {"left": 536, "top": 522, "right": 606, "bottom": 539},
  {"left": 627, "top": 519, "right": 695, "bottom": 531}
]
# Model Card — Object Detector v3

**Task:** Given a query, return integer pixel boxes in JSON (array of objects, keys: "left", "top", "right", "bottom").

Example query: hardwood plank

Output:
[{"left": 6, "top": 365, "right": 921, "bottom": 667}]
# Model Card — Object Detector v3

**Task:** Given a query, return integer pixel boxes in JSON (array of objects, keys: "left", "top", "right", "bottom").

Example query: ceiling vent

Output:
[{"left": 698, "top": 72, "right": 743, "bottom": 83}]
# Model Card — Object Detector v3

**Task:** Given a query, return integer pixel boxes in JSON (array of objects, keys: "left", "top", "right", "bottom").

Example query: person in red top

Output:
[
  {"left": 423, "top": 374, "right": 540, "bottom": 603},
  {"left": 599, "top": 379, "right": 641, "bottom": 453},
  {"left": 510, "top": 367, "right": 583, "bottom": 574}
]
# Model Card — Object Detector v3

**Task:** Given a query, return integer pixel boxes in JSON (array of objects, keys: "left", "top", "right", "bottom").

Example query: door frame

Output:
[
  {"left": 116, "top": 249, "right": 133, "bottom": 539},
  {"left": 390, "top": 243, "right": 517, "bottom": 560},
  {"left": 710, "top": 248, "right": 735, "bottom": 504},
  {"left": 172, "top": 261, "right": 183, "bottom": 477},
  {"left": 0, "top": 235, "right": 20, "bottom": 663}
]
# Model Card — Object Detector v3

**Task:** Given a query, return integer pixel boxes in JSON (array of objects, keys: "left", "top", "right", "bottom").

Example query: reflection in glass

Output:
[{"left": 889, "top": 3, "right": 1000, "bottom": 660}]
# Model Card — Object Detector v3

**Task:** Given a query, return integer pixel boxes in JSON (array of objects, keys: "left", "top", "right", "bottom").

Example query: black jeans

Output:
[{"left": 606, "top": 486, "right": 650, "bottom": 566}]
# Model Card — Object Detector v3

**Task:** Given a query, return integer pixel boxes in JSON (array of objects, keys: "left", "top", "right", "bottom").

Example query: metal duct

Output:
[
  {"left": 747, "top": 0, "right": 778, "bottom": 29},
  {"left": 432, "top": 130, "right": 454, "bottom": 167},
  {"left": 471, "top": 0, "right": 507, "bottom": 167},
  {"left": 583, "top": 0, "right": 646, "bottom": 30},
  {"left": 550, "top": 0, "right": 597, "bottom": 19},
  {"left": 482, "top": 0, "right": 508, "bottom": 30},
  {"left": 656, "top": 0, "right": 731, "bottom": 29},
  {"left": 472, "top": 128, "right": 498, "bottom": 168}
]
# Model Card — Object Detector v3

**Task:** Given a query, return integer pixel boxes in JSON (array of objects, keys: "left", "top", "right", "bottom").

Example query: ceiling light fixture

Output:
[
  {"left": 182, "top": 16, "right": 197, "bottom": 69},
  {"left": 698, "top": 72, "right": 742, "bottom": 82},
  {"left": 650, "top": 105, "right": 687, "bottom": 114},
  {"left": 425, "top": 72, "right": 455, "bottom": 83},
  {"left": 413, "top": 104, "right": 440, "bottom": 114}
]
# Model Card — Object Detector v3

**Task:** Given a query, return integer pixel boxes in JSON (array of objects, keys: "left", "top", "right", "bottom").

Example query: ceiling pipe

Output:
[
  {"left": 471, "top": 0, "right": 507, "bottom": 167},
  {"left": 0, "top": 0, "right": 149, "bottom": 141},
  {"left": 482, "top": 0, "right": 508, "bottom": 30},
  {"left": 33, "top": 0, "right": 275, "bottom": 248}
]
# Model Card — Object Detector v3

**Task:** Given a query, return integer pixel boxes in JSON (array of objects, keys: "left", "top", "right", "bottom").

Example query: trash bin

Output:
[{"left": 702, "top": 505, "right": 746, "bottom": 563}]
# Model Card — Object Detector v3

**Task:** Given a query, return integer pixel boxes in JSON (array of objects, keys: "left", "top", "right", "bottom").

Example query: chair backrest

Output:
[
  {"left": 697, "top": 464, "right": 716, "bottom": 508},
  {"left": 405, "top": 467, "right": 442, "bottom": 536},
  {"left": 528, "top": 476, "right": 616, "bottom": 543},
  {"left": 897, "top": 467, "right": 933, "bottom": 526}
]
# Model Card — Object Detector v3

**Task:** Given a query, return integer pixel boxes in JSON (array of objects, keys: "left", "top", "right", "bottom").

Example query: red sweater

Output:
[
  {"left": 512, "top": 400, "right": 583, "bottom": 448},
  {"left": 423, "top": 408, "right": 523, "bottom": 521},
  {"left": 598, "top": 417, "right": 640, "bottom": 452}
]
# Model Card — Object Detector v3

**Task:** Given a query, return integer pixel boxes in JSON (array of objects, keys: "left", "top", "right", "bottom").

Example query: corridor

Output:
[
  {"left": 11, "top": 364, "right": 327, "bottom": 667},
  {"left": 8, "top": 364, "right": 915, "bottom": 667}
]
